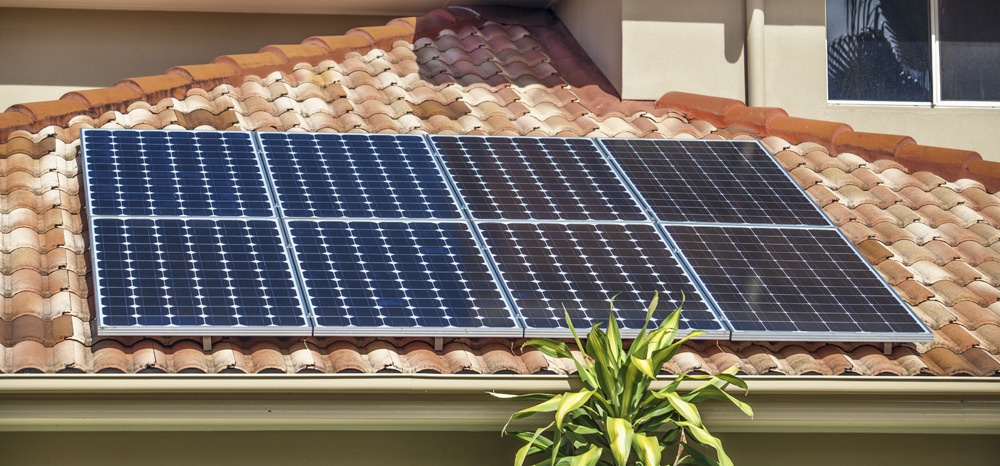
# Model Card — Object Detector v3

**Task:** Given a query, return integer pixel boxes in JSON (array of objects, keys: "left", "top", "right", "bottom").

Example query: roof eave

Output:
[{"left": 2, "top": 375, "right": 998, "bottom": 434}]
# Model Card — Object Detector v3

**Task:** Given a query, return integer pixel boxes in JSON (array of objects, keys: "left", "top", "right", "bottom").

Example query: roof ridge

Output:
[{"left": 656, "top": 91, "right": 1000, "bottom": 193}]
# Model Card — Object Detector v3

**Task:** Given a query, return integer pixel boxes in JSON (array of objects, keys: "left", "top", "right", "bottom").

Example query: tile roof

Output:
[{"left": 1, "top": 6, "right": 998, "bottom": 376}]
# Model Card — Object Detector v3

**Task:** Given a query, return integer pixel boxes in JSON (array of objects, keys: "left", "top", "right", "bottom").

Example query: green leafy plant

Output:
[{"left": 492, "top": 294, "right": 752, "bottom": 466}]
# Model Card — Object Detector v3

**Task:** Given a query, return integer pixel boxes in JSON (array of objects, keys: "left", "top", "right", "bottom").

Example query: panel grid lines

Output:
[
  {"left": 433, "top": 135, "right": 647, "bottom": 222},
  {"left": 260, "top": 132, "right": 461, "bottom": 219},
  {"left": 666, "top": 224, "right": 928, "bottom": 337},
  {"left": 91, "top": 217, "right": 308, "bottom": 331},
  {"left": 602, "top": 138, "right": 830, "bottom": 226},
  {"left": 477, "top": 221, "right": 724, "bottom": 335},
  {"left": 288, "top": 219, "right": 520, "bottom": 334},
  {"left": 81, "top": 129, "right": 931, "bottom": 342},
  {"left": 82, "top": 130, "right": 274, "bottom": 218}
]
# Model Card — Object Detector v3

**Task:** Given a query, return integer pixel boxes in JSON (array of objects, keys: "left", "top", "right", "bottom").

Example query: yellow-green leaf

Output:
[
  {"left": 556, "top": 390, "right": 594, "bottom": 430},
  {"left": 630, "top": 355, "right": 657, "bottom": 380},
  {"left": 515, "top": 422, "right": 554, "bottom": 466},
  {"left": 554, "top": 445, "right": 603, "bottom": 466},
  {"left": 665, "top": 391, "right": 702, "bottom": 427},
  {"left": 504, "top": 394, "right": 563, "bottom": 434},
  {"left": 606, "top": 417, "right": 634, "bottom": 466},
  {"left": 677, "top": 421, "right": 733, "bottom": 466},
  {"left": 631, "top": 432, "right": 662, "bottom": 466}
]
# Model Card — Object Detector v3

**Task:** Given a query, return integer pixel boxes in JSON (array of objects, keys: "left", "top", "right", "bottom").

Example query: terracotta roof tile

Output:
[{"left": 0, "top": 6, "right": 999, "bottom": 378}]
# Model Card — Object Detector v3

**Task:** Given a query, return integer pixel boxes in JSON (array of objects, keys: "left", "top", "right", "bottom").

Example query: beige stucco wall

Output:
[
  {"left": 0, "top": 431, "right": 997, "bottom": 465},
  {"left": 0, "top": 8, "right": 394, "bottom": 110},
  {"left": 555, "top": 0, "right": 1000, "bottom": 161},
  {"left": 555, "top": 0, "right": 746, "bottom": 103},
  {"left": 761, "top": 0, "right": 1000, "bottom": 161},
  {"left": 621, "top": 0, "right": 745, "bottom": 102}
]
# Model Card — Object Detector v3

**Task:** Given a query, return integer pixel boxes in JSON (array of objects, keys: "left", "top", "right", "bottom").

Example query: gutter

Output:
[{"left": 1, "top": 374, "right": 998, "bottom": 433}]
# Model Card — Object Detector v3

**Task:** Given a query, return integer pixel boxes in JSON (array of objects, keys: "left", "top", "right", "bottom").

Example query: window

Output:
[{"left": 827, "top": 0, "right": 1000, "bottom": 106}]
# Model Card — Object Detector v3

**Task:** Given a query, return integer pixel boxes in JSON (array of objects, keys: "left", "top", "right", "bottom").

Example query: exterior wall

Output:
[
  {"left": 621, "top": 0, "right": 745, "bottom": 102},
  {"left": 555, "top": 0, "right": 746, "bottom": 103},
  {"left": 762, "top": 0, "right": 1000, "bottom": 161},
  {"left": 0, "top": 8, "right": 394, "bottom": 110},
  {"left": 1, "top": 431, "right": 997, "bottom": 465},
  {"left": 555, "top": 0, "right": 1000, "bottom": 161}
]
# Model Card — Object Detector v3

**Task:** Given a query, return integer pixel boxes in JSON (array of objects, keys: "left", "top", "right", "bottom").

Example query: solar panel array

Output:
[{"left": 81, "top": 129, "right": 932, "bottom": 342}]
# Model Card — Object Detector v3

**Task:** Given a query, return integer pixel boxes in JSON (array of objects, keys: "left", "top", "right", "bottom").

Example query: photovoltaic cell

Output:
[
  {"left": 287, "top": 220, "right": 520, "bottom": 334},
  {"left": 259, "top": 133, "right": 461, "bottom": 219},
  {"left": 81, "top": 130, "right": 273, "bottom": 218},
  {"left": 603, "top": 138, "right": 830, "bottom": 226},
  {"left": 433, "top": 136, "right": 646, "bottom": 221},
  {"left": 667, "top": 224, "right": 929, "bottom": 340},
  {"left": 91, "top": 217, "right": 308, "bottom": 332},
  {"left": 477, "top": 222, "right": 724, "bottom": 335}
]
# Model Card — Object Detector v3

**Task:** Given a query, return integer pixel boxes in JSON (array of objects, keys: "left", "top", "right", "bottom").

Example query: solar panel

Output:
[
  {"left": 91, "top": 217, "right": 309, "bottom": 334},
  {"left": 477, "top": 222, "right": 726, "bottom": 337},
  {"left": 666, "top": 224, "right": 930, "bottom": 341},
  {"left": 602, "top": 138, "right": 830, "bottom": 226},
  {"left": 81, "top": 129, "right": 274, "bottom": 218},
  {"left": 432, "top": 136, "right": 647, "bottom": 221},
  {"left": 287, "top": 220, "right": 520, "bottom": 335},
  {"left": 80, "top": 129, "right": 932, "bottom": 343},
  {"left": 259, "top": 132, "right": 461, "bottom": 219}
]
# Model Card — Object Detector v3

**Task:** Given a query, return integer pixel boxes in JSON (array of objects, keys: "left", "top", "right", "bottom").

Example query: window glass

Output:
[
  {"left": 938, "top": 0, "right": 1000, "bottom": 101},
  {"left": 827, "top": 0, "right": 931, "bottom": 101}
]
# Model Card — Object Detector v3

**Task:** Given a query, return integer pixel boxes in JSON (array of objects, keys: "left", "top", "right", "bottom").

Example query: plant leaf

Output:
[
  {"left": 504, "top": 394, "right": 563, "bottom": 434},
  {"left": 515, "top": 422, "right": 555, "bottom": 466},
  {"left": 631, "top": 432, "right": 662, "bottom": 466},
  {"left": 606, "top": 417, "right": 634, "bottom": 466},
  {"left": 683, "top": 385, "right": 753, "bottom": 418},
  {"left": 556, "top": 390, "right": 594, "bottom": 430},
  {"left": 665, "top": 391, "right": 702, "bottom": 427},
  {"left": 676, "top": 421, "right": 732, "bottom": 466},
  {"left": 678, "top": 442, "right": 720, "bottom": 466},
  {"left": 554, "top": 445, "right": 603, "bottom": 466}
]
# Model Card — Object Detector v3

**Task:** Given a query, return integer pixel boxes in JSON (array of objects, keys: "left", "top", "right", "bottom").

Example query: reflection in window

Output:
[
  {"left": 938, "top": 0, "right": 1000, "bottom": 102},
  {"left": 826, "top": 0, "right": 930, "bottom": 102}
]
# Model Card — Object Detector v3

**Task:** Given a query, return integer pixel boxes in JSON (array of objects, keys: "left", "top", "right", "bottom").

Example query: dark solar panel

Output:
[
  {"left": 432, "top": 136, "right": 646, "bottom": 221},
  {"left": 602, "top": 139, "right": 830, "bottom": 226},
  {"left": 477, "top": 222, "right": 725, "bottom": 336},
  {"left": 81, "top": 129, "right": 273, "bottom": 218},
  {"left": 91, "top": 217, "right": 308, "bottom": 333},
  {"left": 667, "top": 224, "right": 929, "bottom": 340},
  {"left": 259, "top": 132, "right": 461, "bottom": 219},
  {"left": 287, "top": 220, "right": 520, "bottom": 335}
]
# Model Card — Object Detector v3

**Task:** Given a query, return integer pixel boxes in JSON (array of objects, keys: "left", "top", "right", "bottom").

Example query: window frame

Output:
[{"left": 827, "top": 0, "right": 1000, "bottom": 108}]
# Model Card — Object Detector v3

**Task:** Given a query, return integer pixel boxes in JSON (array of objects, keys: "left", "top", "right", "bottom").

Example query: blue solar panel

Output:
[
  {"left": 91, "top": 217, "right": 309, "bottom": 333},
  {"left": 81, "top": 130, "right": 273, "bottom": 218},
  {"left": 287, "top": 220, "right": 520, "bottom": 335},
  {"left": 259, "top": 133, "right": 461, "bottom": 219},
  {"left": 80, "top": 129, "right": 932, "bottom": 343},
  {"left": 666, "top": 224, "right": 930, "bottom": 341},
  {"left": 432, "top": 136, "right": 647, "bottom": 221},
  {"left": 477, "top": 222, "right": 726, "bottom": 337},
  {"left": 602, "top": 139, "right": 830, "bottom": 226}
]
